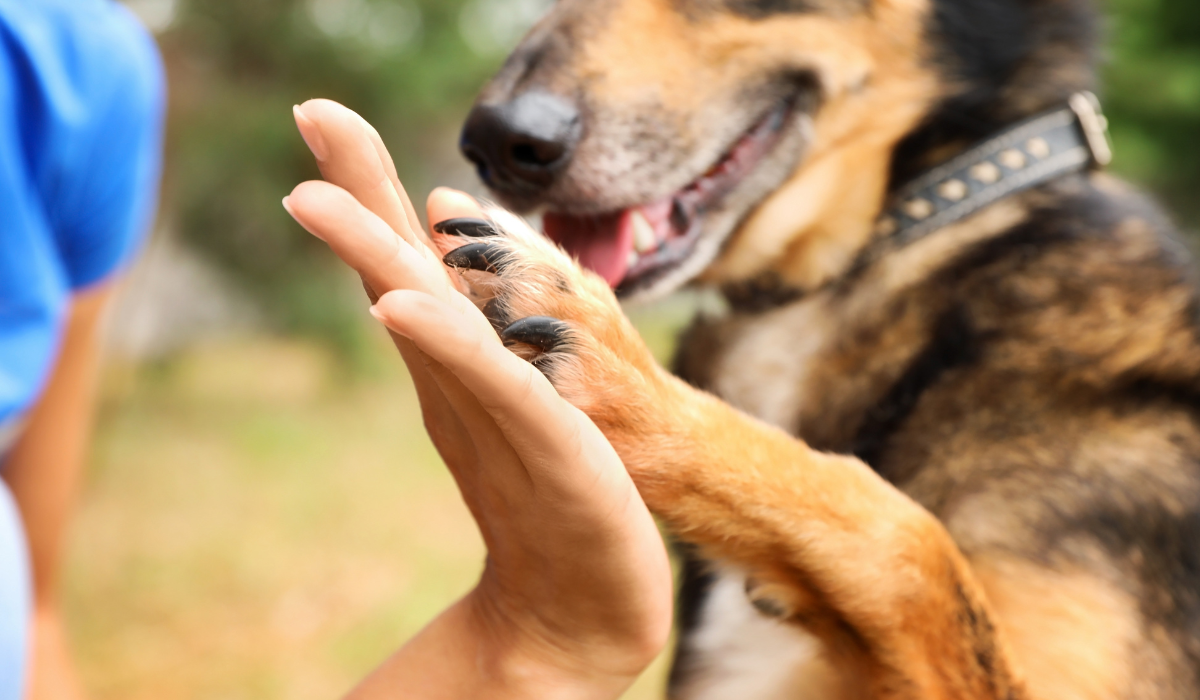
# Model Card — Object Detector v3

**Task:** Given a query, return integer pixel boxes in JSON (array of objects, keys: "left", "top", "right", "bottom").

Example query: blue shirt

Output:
[{"left": 0, "top": 1, "right": 165, "bottom": 696}]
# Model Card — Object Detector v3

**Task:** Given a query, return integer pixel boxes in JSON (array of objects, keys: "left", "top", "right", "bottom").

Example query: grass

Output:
[{"left": 65, "top": 296, "right": 702, "bottom": 699}]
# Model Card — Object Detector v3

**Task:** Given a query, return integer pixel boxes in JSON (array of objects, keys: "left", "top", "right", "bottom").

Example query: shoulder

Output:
[
  {"left": 0, "top": 0, "right": 164, "bottom": 122},
  {"left": 0, "top": 0, "right": 166, "bottom": 289}
]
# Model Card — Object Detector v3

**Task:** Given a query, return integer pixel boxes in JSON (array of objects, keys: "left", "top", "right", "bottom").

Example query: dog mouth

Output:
[{"left": 542, "top": 101, "right": 794, "bottom": 295}]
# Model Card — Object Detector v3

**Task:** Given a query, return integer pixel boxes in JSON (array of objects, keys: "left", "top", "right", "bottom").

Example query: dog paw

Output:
[{"left": 435, "top": 209, "right": 670, "bottom": 445}]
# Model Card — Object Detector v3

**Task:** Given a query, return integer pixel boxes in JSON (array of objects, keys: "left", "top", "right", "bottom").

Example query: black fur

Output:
[
  {"left": 667, "top": 548, "right": 718, "bottom": 695},
  {"left": 671, "top": 167, "right": 1200, "bottom": 694},
  {"left": 470, "top": 0, "right": 1200, "bottom": 694},
  {"left": 851, "top": 304, "right": 980, "bottom": 473},
  {"left": 891, "top": 0, "right": 1098, "bottom": 186},
  {"left": 1055, "top": 501, "right": 1200, "bottom": 690}
]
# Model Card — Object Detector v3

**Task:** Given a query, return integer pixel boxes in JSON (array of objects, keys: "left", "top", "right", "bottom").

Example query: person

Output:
[
  {"left": 283, "top": 100, "right": 674, "bottom": 699},
  {"left": 0, "top": 4, "right": 670, "bottom": 695},
  {"left": 0, "top": 1, "right": 166, "bottom": 698}
]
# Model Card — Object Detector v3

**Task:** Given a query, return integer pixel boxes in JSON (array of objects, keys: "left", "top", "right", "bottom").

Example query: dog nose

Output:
[{"left": 460, "top": 91, "right": 581, "bottom": 196}]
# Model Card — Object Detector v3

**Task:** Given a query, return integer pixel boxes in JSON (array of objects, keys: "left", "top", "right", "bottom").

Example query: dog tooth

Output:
[
  {"left": 628, "top": 250, "right": 640, "bottom": 270},
  {"left": 631, "top": 211, "right": 658, "bottom": 254}
]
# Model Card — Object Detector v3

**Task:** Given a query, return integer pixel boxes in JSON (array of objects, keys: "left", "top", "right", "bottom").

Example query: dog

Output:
[{"left": 432, "top": 0, "right": 1200, "bottom": 697}]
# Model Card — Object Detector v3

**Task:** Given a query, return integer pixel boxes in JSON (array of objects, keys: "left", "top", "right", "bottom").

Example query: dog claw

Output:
[
  {"left": 443, "top": 242, "right": 505, "bottom": 273},
  {"left": 433, "top": 217, "right": 497, "bottom": 238},
  {"left": 501, "top": 316, "right": 571, "bottom": 353}
]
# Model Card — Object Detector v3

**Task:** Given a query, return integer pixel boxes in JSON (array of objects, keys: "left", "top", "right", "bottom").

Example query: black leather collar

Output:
[
  {"left": 867, "top": 91, "right": 1111, "bottom": 257},
  {"left": 723, "top": 92, "right": 1113, "bottom": 312}
]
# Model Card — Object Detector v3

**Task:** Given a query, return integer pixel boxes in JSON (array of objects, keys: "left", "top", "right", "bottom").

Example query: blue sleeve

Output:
[{"left": 49, "top": 5, "right": 165, "bottom": 290}]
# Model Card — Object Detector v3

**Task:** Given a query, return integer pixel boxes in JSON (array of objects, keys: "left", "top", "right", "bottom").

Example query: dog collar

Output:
[
  {"left": 870, "top": 91, "right": 1112, "bottom": 253},
  {"left": 721, "top": 93, "right": 1113, "bottom": 312}
]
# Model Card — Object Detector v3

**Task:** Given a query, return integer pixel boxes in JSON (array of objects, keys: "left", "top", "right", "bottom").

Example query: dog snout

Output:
[{"left": 459, "top": 91, "right": 581, "bottom": 198}]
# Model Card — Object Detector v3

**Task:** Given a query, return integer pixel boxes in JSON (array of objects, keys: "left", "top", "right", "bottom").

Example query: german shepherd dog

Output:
[{"left": 432, "top": 0, "right": 1200, "bottom": 697}]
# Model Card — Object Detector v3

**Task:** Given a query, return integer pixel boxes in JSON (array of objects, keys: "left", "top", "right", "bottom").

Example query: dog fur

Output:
[{"left": 454, "top": 0, "right": 1200, "bottom": 697}]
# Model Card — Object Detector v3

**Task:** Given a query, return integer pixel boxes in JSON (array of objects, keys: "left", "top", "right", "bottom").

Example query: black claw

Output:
[
  {"left": 443, "top": 242, "right": 505, "bottom": 274},
  {"left": 433, "top": 217, "right": 497, "bottom": 238},
  {"left": 501, "top": 317, "right": 571, "bottom": 353}
]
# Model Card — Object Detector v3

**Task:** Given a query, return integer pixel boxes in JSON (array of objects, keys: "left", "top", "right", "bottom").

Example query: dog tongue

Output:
[
  {"left": 543, "top": 210, "right": 635, "bottom": 287},
  {"left": 543, "top": 202, "right": 673, "bottom": 287}
]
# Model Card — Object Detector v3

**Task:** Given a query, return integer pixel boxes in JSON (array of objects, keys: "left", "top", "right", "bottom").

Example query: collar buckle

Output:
[{"left": 1069, "top": 91, "right": 1113, "bottom": 169}]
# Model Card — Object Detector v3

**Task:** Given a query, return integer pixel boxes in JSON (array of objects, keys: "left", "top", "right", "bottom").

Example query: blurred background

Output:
[{"left": 66, "top": 0, "right": 1200, "bottom": 697}]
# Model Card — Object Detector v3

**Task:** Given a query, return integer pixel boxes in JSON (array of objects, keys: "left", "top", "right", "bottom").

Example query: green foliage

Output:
[
  {"left": 162, "top": 0, "right": 502, "bottom": 355},
  {"left": 160, "top": 0, "right": 1200, "bottom": 358},
  {"left": 1105, "top": 0, "right": 1200, "bottom": 227}
]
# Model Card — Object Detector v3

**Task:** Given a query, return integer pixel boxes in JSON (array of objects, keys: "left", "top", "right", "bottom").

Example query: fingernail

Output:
[
  {"left": 369, "top": 305, "right": 385, "bottom": 323},
  {"left": 283, "top": 196, "right": 326, "bottom": 241},
  {"left": 293, "top": 105, "right": 329, "bottom": 161}
]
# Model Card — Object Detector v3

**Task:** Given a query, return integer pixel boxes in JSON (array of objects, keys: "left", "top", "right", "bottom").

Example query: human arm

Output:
[
  {"left": 284, "top": 100, "right": 674, "bottom": 699},
  {"left": 3, "top": 283, "right": 118, "bottom": 700}
]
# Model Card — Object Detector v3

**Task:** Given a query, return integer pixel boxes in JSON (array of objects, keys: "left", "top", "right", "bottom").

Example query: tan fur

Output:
[
  {"left": 459, "top": 0, "right": 1196, "bottom": 697},
  {"left": 971, "top": 557, "right": 1141, "bottom": 700},
  {"left": 694, "top": 1, "right": 942, "bottom": 287},
  {"left": 455, "top": 210, "right": 1030, "bottom": 699},
  {"left": 672, "top": 566, "right": 856, "bottom": 700},
  {"left": 515, "top": 0, "right": 943, "bottom": 291},
  {"left": 705, "top": 199, "right": 1029, "bottom": 440}
]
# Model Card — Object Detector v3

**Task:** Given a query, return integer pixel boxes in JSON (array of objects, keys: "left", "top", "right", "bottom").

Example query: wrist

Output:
[{"left": 462, "top": 590, "right": 646, "bottom": 700}]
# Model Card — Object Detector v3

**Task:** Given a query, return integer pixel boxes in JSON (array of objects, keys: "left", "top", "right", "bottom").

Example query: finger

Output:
[
  {"left": 428, "top": 187, "right": 485, "bottom": 222},
  {"left": 294, "top": 103, "right": 475, "bottom": 297},
  {"left": 285, "top": 181, "right": 453, "bottom": 301},
  {"left": 370, "top": 290, "right": 598, "bottom": 472},
  {"left": 360, "top": 114, "right": 426, "bottom": 243},
  {"left": 283, "top": 182, "right": 492, "bottom": 473},
  {"left": 282, "top": 181, "right": 465, "bottom": 439},
  {"left": 393, "top": 331, "right": 474, "bottom": 465},
  {"left": 290, "top": 103, "right": 499, "bottom": 490},
  {"left": 428, "top": 188, "right": 489, "bottom": 253},
  {"left": 294, "top": 99, "right": 427, "bottom": 251},
  {"left": 426, "top": 189, "right": 504, "bottom": 298},
  {"left": 356, "top": 282, "right": 552, "bottom": 520}
]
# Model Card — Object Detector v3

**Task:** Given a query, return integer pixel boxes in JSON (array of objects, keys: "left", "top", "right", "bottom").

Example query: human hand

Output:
[{"left": 283, "top": 100, "right": 673, "bottom": 699}]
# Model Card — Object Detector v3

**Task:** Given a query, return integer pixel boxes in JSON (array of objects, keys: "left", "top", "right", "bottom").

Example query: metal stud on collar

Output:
[
  {"left": 736, "top": 95, "right": 1117, "bottom": 310},
  {"left": 867, "top": 94, "right": 1113, "bottom": 259}
]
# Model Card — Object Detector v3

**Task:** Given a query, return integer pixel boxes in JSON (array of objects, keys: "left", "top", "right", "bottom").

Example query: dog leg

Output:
[{"left": 439, "top": 211, "right": 1027, "bottom": 700}]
